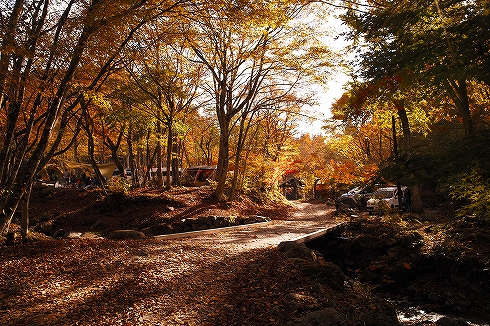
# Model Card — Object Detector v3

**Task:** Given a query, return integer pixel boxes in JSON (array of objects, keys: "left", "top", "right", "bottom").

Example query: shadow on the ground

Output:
[{"left": 0, "top": 239, "right": 324, "bottom": 325}]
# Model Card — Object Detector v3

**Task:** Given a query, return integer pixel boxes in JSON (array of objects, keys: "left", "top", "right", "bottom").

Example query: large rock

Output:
[
  {"left": 213, "top": 218, "right": 227, "bottom": 228},
  {"left": 182, "top": 218, "right": 197, "bottom": 227},
  {"left": 107, "top": 230, "right": 145, "bottom": 240},
  {"left": 283, "top": 293, "right": 322, "bottom": 312},
  {"left": 141, "top": 225, "right": 174, "bottom": 236},
  {"left": 278, "top": 241, "right": 317, "bottom": 261},
  {"left": 34, "top": 220, "right": 54, "bottom": 235},
  {"left": 244, "top": 215, "right": 271, "bottom": 224},
  {"left": 197, "top": 215, "right": 208, "bottom": 226},
  {"left": 302, "top": 262, "right": 347, "bottom": 290},
  {"left": 205, "top": 216, "right": 217, "bottom": 227}
]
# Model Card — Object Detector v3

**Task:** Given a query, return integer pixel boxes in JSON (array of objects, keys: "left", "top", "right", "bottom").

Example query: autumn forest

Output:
[
  {"left": 1, "top": 1, "right": 490, "bottom": 325},
  {"left": 1, "top": 1, "right": 489, "bottom": 240}
]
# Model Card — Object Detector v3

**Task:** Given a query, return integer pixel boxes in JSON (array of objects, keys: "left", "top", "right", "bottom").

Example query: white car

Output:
[
  {"left": 341, "top": 187, "right": 363, "bottom": 199},
  {"left": 366, "top": 186, "right": 406, "bottom": 213},
  {"left": 112, "top": 168, "right": 134, "bottom": 180}
]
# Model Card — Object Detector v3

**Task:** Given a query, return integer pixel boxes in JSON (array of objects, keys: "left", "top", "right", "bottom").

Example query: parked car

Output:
[
  {"left": 341, "top": 186, "right": 373, "bottom": 199},
  {"left": 112, "top": 168, "right": 133, "bottom": 180},
  {"left": 336, "top": 186, "right": 373, "bottom": 209},
  {"left": 366, "top": 186, "right": 406, "bottom": 213}
]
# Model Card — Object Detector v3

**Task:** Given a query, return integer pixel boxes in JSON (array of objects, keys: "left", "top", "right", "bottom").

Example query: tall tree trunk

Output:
[
  {"left": 127, "top": 122, "right": 136, "bottom": 187},
  {"left": 230, "top": 112, "right": 248, "bottom": 200},
  {"left": 394, "top": 99, "right": 411, "bottom": 152},
  {"left": 21, "top": 186, "right": 31, "bottom": 240},
  {"left": 85, "top": 119, "right": 106, "bottom": 187},
  {"left": 215, "top": 124, "right": 230, "bottom": 201},
  {"left": 392, "top": 116, "right": 403, "bottom": 211},
  {"left": 74, "top": 138, "right": 79, "bottom": 162},
  {"left": 166, "top": 121, "right": 173, "bottom": 189},
  {"left": 445, "top": 78, "right": 474, "bottom": 136},
  {"left": 156, "top": 119, "right": 163, "bottom": 187},
  {"left": 394, "top": 100, "right": 424, "bottom": 212},
  {"left": 0, "top": 0, "right": 24, "bottom": 99},
  {"left": 105, "top": 128, "right": 126, "bottom": 173},
  {"left": 144, "top": 130, "right": 151, "bottom": 185}
]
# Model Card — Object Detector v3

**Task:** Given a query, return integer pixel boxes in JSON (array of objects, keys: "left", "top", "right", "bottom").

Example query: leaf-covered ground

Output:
[
  {"left": 1, "top": 237, "right": 310, "bottom": 325},
  {"left": 1, "top": 187, "right": 392, "bottom": 325},
  {"left": 2, "top": 187, "right": 490, "bottom": 325}
]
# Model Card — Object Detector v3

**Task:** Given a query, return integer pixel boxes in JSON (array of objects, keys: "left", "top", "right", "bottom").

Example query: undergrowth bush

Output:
[
  {"left": 106, "top": 177, "right": 131, "bottom": 194},
  {"left": 375, "top": 200, "right": 399, "bottom": 216},
  {"left": 445, "top": 167, "right": 490, "bottom": 220},
  {"left": 244, "top": 185, "right": 289, "bottom": 205}
]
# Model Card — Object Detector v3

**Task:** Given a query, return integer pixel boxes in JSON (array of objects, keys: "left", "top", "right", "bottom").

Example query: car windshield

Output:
[
  {"left": 342, "top": 187, "right": 360, "bottom": 196},
  {"left": 375, "top": 189, "right": 394, "bottom": 199}
]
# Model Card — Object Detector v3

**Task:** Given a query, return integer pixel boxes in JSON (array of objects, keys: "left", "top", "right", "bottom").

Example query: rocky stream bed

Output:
[{"left": 298, "top": 215, "right": 490, "bottom": 325}]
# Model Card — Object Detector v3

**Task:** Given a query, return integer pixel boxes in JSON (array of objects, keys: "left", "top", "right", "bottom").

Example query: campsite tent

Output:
[{"left": 63, "top": 162, "right": 117, "bottom": 181}]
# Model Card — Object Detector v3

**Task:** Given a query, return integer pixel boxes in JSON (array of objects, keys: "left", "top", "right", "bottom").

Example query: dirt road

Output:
[
  {"left": 157, "top": 201, "right": 338, "bottom": 249},
  {"left": 1, "top": 202, "right": 339, "bottom": 326}
]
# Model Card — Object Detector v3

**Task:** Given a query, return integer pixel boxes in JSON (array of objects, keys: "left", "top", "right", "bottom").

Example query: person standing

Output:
[{"left": 404, "top": 188, "right": 412, "bottom": 212}]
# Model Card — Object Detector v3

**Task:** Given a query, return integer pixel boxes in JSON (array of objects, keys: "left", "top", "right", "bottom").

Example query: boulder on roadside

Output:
[
  {"left": 244, "top": 215, "right": 271, "bottom": 224},
  {"left": 80, "top": 232, "right": 101, "bottom": 239},
  {"left": 205, "top": 216, "right": 217, "bottom": 227},
  {"left": 34, "top": 220, "right": 54, "bottom": 235},
  {"left": 182, "top": 217, "right": 197, "bottom": 227},
  {"left": 107, "top": 230, "right": 145, "bottom": 240},
  {"left": 302, "top": 262, "right": 347, "bottom": 290},
  {"left": 278, "top": 241, "right": 318, "bottom": 261},
  {"left": 141, "top": 224, "right": 174, "bottom": 236},
  {"left": 283, "top": 293, "right": 322, "bottom": 312},
  {"left": 279, "top": 241, "right": 307, "bottom": 256}
]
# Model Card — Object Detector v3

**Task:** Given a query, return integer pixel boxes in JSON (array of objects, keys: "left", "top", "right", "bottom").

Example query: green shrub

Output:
[{"left": 446, "top": 168, "right": 490, "bottom": 219}]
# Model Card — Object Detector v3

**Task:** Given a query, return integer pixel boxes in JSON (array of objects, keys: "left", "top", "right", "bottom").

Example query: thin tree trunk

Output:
[
  {"left": 21, "top": 185, "right": 32, "bottom": 240},
  {"left": 0, "top": 0, "right": 25, "bottom": 98},
  {"left": 171, "top": 136, "right": 181, "bottom": 186},
  {"left": 230, "top": 124, "right": 245, "bottom": 200},
  {"left": 231, "top": 111, "right": 250, "bottom": 200},
  {"left": 411, "top": 184, "right": 423, "bottom": 213},
  {"left": 86, "top": 123, "right": 106, "bottom": 187}
]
